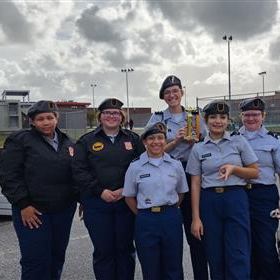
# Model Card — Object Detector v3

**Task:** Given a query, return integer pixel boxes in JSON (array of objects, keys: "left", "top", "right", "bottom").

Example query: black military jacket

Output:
[
  {"left": 72, "top": 126, "right": 145, "bottom": 197},
  {"left": 0, "top": 127, "right": 76, "bottom": 212}
]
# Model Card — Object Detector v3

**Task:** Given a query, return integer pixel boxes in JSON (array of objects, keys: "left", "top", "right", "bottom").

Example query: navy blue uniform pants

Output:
[
  {"left": 81, "top": 196, "right": 135, "bottom": 280},
  {"left": 12, "top": 204, "right": 76, "bottom": 280},
  {"left": 201, "top": 188, "right": 251, "bottom": 280},
  {"left": 135, "top": 206, "right": 184, "bottom": 280},
  {"left": 180, "top": 171, "right": 209, "bottom": 280},
  {"left": 246, "top": 185, "right": 280, "bottom": 280}
]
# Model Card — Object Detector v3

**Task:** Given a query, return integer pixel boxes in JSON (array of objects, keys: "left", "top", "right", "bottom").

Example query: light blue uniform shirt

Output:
[
  {"left": 43, "top": 131, "right": 59, "bottom": 151},
  {"left": 186, "top": 132, "right": 258, "bottom": 188},
  {"left": 239, "top": 125, "right": 280, "bottom": 184},
  {"left": 147, "top": 107, "right": 207, "bottom": 162},
  {"left": 123, "top": 151, "right": 189, "bottom": 209}
]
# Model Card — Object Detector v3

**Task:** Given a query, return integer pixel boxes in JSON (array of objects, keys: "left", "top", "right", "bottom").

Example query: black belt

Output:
[
  {"left": 140, "top": 204, "right": 177, "bottom": 213},
  {"left": 203, "top": 186, "right": 246, "bottom": 193},
  {"left": 246, "top": 183, "right": 276, "bottom": 190}
]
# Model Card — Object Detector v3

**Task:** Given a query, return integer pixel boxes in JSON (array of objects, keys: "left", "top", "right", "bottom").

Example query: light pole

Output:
[
  {"left": 90, "top": 83, "right": 97, "bottom": 110},
  {"left": 222, "top": 35, "right": 233, "bottom": 100},
  {"left": 121, "top": 68, "right": 134, "bottom": 123},
  {"left": 258, "top": 71, "right": 266, "bottom": 97},
  {"left": 183, "top": 86, "right": 187, "bottom": 109}
]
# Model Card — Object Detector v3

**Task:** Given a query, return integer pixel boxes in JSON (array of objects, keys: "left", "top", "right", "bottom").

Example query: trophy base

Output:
[{"left": 184, "top": 136, "right": 199, "bottom": 142}]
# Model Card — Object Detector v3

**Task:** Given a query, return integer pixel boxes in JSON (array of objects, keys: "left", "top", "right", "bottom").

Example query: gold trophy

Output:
[{"left": 185, "top": 108, "right": 200, "bottom": 142}]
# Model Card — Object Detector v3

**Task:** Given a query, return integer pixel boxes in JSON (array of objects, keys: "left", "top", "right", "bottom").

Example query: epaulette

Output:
[
  {"left": 155, "top": 111, "right": 163, "bottom": 115},
  {"left": 131, "top": 156, "right": 140, "bottom": 162},
  {"left": 230, "top": 131, "right": 240, "bottom": 136},
  {"left": 267, "top": 131, "right": 278, "bottom": 139}
]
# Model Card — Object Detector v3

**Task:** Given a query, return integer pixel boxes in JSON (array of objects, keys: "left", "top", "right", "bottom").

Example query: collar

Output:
[
  {"left": 204, "top": 131, "right": 231, "bottom": 144},
  {"left": 239, "top": 125, "right": 267, "bottom": 137},
  {"left": 92, "top": 125, "right": 128, "bottom": 136},
  {"left": 138, "top": 151, "right": 173, "bottom": 166},
  {"left": 43, "top": 131, "right": 59, "bottom": 143},
  {"left": 162, "top": 106, "right": 187, "bottom": 120}
]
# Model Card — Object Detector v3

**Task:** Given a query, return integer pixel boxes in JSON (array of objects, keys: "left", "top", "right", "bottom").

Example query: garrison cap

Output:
[
  {"left": 159, "top": 75, "right": 182, "bottom": 99},
  {"left": 28, "top": 100, "right": 58, "bottom": 119},
  {"left": 203, "top": 100, "right": 230, "bottom": 116},
  {"left": 141, "top": 122, "right": 167, "bottom": 140},
  {"left": 238, "top": 97, "right": 265, "bottom": 112},
  {"left": 98, "top": 98, "right": 124, "bottom": 111}
]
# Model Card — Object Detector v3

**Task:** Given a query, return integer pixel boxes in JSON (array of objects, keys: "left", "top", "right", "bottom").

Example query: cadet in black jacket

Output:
[
  {"left": 0, "top": 101, "right": 77, "bottom": 280},
  {"left": 72, "top": 98, "right": 144, "bottom": 280}
]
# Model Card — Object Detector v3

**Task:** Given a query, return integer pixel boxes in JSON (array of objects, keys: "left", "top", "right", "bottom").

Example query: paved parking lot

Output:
[{"left": 0, "top": 210, "right": 194, "bottom": 280}]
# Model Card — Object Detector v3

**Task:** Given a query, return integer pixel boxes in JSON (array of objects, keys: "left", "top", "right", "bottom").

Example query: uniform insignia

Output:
[
  {"left": 92, "top": 142, "right": 104, "bottom": 151},
  {"left": 267, "top": 131, "right": 278, "bottom": 139},
  {"left": 230, "top": 131, "right": 240, "bottom": 136},
  {"left": 145, "top": 197, "right": 152, "bottom": 204},
  {"left": 155, "top": 111, "right": 163, "bottom": 115},
  {"left": 124, "top": 141, "right": 133, "bottom": 150},
  {"left": 202, "top": 153, "right": 211, "bottom": 158},
  {"left": 140, "top": 174, "right": 150, "bottom": 178},
  {"left": 68, "top": 146, "right": 74, "bottom": 157}
]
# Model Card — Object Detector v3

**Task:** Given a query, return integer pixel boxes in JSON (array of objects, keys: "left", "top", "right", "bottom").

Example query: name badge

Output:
[
  {"left": 202, "top": 153, "right": 211, "bottom": 158},
  {"left": 140, "top": 174, "right": 150, "bottom": 179}
]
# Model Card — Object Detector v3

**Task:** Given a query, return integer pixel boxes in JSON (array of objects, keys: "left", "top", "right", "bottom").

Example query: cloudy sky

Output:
[{"left": 0, "top": 0, "right": 280, "bottom": 110}]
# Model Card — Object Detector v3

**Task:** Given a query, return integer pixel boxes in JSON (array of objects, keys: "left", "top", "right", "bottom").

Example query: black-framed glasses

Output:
[{"left": 101, "top": 111, "right": 121, "bottom": 117}]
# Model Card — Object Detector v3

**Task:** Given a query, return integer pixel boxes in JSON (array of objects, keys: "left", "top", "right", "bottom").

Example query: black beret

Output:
[
  {"left": 98, "top": 98, "right": 124, "bottom": 111},
  {"left": 159, "top": 75, "right": 182, "bottom": 99},
  {"left": 28, "top": 100, "right": 58, "bottom": 119},
  {"left": 141, "top": 122, "right": 167, "bottom": 140},
  {"left": 238, "top": 97, "right": 265, "bottom": 112},
  {"left": 203, "top": 100, "right": 230, "bottom": 115}
]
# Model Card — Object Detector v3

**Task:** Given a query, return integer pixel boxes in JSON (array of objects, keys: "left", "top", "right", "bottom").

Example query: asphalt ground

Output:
[{"left": 0, "top": 209, "right": 194, "bottom": 280}]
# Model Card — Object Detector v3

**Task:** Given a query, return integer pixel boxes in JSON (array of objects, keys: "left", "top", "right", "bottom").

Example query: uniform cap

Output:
[
  {"left": 141, "top": 122, "right": 167, "bottom": 140},
  {"left": 27, "top": 100, "right": 58, "bottom": 119},
  {"left": 238, "top": 97, "right": 265, "bottom": 112},
  {"left": 203, "top": 100, "right": 230, "bottom": 115},
  {"left": 159, "top": 75, "right": 182, "bottom": 99},
  {"left": 98, "top": 98, "right": 123, "bottom": 111}
]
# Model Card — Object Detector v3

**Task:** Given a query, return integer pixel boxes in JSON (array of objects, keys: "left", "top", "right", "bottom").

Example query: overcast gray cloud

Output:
[
  {"left": 76, "top": 5, "right": 123, "bottom": 43},
  {"left": 0, "top": 1, "right": 34, "bottom": 43},
  {"left": 269, "top": 39, "right": 280, "bottom": 60},
  {"left": 147, "top": 0, "right": 278, "bottom": 41}
]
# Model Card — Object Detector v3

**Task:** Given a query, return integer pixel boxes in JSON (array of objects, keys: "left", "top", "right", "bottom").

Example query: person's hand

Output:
[
  {"left": 218, "top": 164, "right": 235, "bottom": 180},
  {"left": 101, "top": 189, "right": 118, "bottom": 203},
  {"left": 112, "top": 188, "right": 123, "bottom": 201},
  {"left": 174, "top": 127, "right": 186, "bottom": 144},
  {"left": 21, "top": 206, "right": 42, "bottom": 229},
  {"left": 191, "top": 218, "right": 204, "bottom": 240}
]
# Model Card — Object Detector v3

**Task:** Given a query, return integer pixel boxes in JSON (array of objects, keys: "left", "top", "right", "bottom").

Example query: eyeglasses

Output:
[
  {"left": 101, "top": 111, "right": 121, "bottom": 117},
  {"left": 241, "top": 112, "right": 262, "bottom": 118}
]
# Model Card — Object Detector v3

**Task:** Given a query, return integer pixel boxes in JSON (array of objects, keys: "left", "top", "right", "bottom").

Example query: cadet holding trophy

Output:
[{"left": 146, "top": 75, "right": 208, "bottom": 280}]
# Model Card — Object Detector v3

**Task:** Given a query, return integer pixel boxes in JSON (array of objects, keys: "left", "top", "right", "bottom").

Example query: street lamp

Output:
[
  {"left": 183, "top": 86, "right": 187, "bottom": 109},
  {"left": 222, "top": 35, "right": 233, "bottom": 100},
  {"left": 90, "top": 83, "right": 97, "bottom": 110},
  {"left": 258, "top": 71, "right": 266, "bottom": 97},
  {"left": 121, "top": 68, "right": 134, "bottom": 123}
]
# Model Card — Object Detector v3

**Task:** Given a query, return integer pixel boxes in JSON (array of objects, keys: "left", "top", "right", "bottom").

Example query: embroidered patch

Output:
[
  {"left": 145, "top": 198, "right": 152, "bottom": 204},
  {"left": 202, "top": 153, "right": 211, "bottom": 158},
  {"left": 92, "top": 142, "right": 104, "bottom": 151},
  {"left": 140, "top": 174, "right": 150, "bottom": 179},
  {"left": 124, "top": 141, "right": 133, "bottom": 150},
  {"left": 68, "top": 146, "right": 74, "bottom": 157}
]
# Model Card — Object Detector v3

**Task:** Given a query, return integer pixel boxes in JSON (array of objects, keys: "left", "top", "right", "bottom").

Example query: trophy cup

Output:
[{"left": 185, "top": 108, "right": 200, "bottom": 142}]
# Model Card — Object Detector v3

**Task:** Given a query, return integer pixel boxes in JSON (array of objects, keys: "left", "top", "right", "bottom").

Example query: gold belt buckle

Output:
[
  {"left": 215, "top": 187, "right": 224, "bottom": 193},
  {"left": 151, "top": 206, "right": 161, "bottom": 213},
  {"left": 246, "top": 184, "right": 252, "bottom": 190}
]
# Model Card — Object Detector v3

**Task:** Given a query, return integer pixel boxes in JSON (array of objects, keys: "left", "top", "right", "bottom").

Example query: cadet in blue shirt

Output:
[
  {"left": 123, "top": 122, "right": 188, "bottom": 280},
  {"left": 239, "top": 97, "right": 280, "bottom": 280},
  {"left": 187, "top": 100, "right": 259, "bottom": 280},
  {"left": 146, "top": 75, "right": 208, "bottom": 280}
]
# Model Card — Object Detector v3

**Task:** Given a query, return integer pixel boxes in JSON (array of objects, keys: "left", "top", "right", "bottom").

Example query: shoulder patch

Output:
[
  {"left": 131, "top": 156, "right": 140, "bottom": 162},
  {"left": 155, "top": 111, "right": 163, "bottom": 115},
  {"left": 230, "top": 131, "right": 240, "bottom": 136},
  {"left": 267, "top": 131, "right": 278, "bottom": 139}
]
